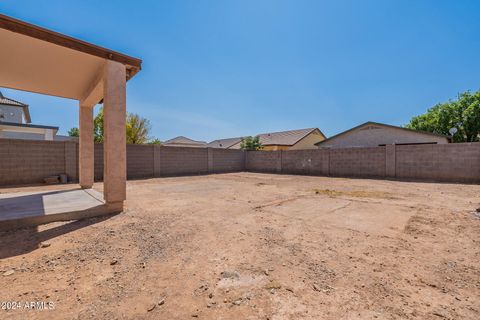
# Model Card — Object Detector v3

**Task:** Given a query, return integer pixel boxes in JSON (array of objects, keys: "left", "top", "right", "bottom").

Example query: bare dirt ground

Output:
[{"left": 1, "top": 172, "right": 479, "bottom": 320}]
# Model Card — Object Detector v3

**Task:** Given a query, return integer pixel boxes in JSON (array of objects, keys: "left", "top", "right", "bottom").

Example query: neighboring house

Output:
[
  {"left": 315, "top": 121, "right": 450, "bottom": 149},
  {"left": 257, "top": 128, "right": 326, "bottom": 151},
  {"left": 207, "top": 137, "right": 244, "bottom": 149},
  {"left": 162, "top": 136, "right": 207, "bottom": 148},
  {"left": 0, "top": 91, "right": 59, "bottom": 141},
  {"left": 208, "top": 128, "right": 326, "bottom": 150}
]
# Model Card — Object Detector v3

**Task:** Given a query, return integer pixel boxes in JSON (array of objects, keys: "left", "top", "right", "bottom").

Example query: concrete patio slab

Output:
[{"left": 0, "top": 188, "right": 118, "bottom": 231}]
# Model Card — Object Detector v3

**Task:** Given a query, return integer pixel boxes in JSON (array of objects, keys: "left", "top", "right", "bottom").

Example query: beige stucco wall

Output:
[
  {"left": 289, "top": 131, "right": 326, "bottom": 150},
  {"left": 318, "top": 125, "right": 449, "bottom": 148},
  {"left": 0, "top": 127, "right": 55, "bottom": 140},
  {"left": 262, "top": 145, "right": 289, "bottom": 151}
]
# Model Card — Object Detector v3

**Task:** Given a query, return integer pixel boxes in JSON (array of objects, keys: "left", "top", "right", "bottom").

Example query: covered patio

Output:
[{"left": 0, "top": 14, "right": 142, "bottom": 229}]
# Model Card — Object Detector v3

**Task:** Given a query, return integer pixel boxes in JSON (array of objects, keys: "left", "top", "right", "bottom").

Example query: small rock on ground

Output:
[
  {"left": 3, "top": 270, "right": 15, "bottom": 276},
  {"left": 40, "top": 242, "right": 51, "bottom": 248}
]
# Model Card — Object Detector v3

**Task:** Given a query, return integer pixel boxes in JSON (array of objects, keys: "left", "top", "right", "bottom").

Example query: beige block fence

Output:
[{"left": 0, "top": 139, "right": 479, "bottom": 186}]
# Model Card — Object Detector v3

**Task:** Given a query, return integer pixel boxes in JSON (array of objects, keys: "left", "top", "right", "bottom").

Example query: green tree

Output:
[
  {"left": 67, "top": 127, "right": 79, "bottom": 137},
  {"left": 240, "top": 136, "right": 263, "bottom": 150},
  {"left": 126, "top": 113, "right": 151, "bottom": 144},
  {"left": 147, "top": 138, "right": 162, "bottom": 145},
  {"left": 93, "top": 107, "right": 104, "bottom": 142},
  {"left": 67, "top": 108, "right": 103, "bottom": 142},
  {"left": 406, "top": 90, "right": 480, "bottom": 143},
  {"left": 68, "top": 107, "right": 157, "bottom": 144}
]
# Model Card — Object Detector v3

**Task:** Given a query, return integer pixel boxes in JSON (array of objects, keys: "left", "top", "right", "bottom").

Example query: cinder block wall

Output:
[
  {"left": 1, "top": 139, "right": 479, "bottom": 186},
  {"left": 245, "top": 151, "right": 280, "bottom": 173},
  {"left": 281, "top": 149, "right": 329, "bottom": 175},
  {"left": 0, "top": 139, "right": 245, "bottom": 185},
  {"left": 395, "top": 143, "right": 480, "bottom": 183},
  {"left": 94, "top": 144, "right": 104, "bottom": 181},
  {"left": 126, "top": 144, "right": 154, "bottom": 179},
  {"left": 0, "top": 139, "right": 78, "bottom": 186},
  {"left": 211, "top": 148, "right": 246, "bottom": 173},
  {"left": 158, "top": 146, "right": 209, "bottom": 177},
  {"left": 246, "top": 143, "right": 480, "bottom": 183},
  {"left": 329, "top": 147, "right": 385, "bottom": 178}
]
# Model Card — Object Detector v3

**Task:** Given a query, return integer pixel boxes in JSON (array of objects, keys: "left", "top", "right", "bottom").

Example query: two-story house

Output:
[{"left": 0, "top": 91, "right": 59, "bottom": 140}]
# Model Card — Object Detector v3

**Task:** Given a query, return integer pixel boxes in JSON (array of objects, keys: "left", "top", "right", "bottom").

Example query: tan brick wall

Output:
[
  {"left": 211, "top": 148, "right": 245, "bottom": 173},
  {"left": 329, "top": 147, "right": 386, "bottom": 177},
  {"left": 157, "top": 146, "right": 209, "bottom": 176},
  {"left": 64, "top": 141, "right": 78, "bottom": 181},
  {"left": 0, "top": 140, "right": 246, "bottom": 185},
  {"left": 246, "top": 143, "right": 480, "bottom": 183},
  {"left": 127, "top": 144, "right": 154, "bottom": 179},
  {"left": 395, "top": 143, "right": 480, "bottom": 183},
  {"left": 0, "top": 139, "right": 66, "bottom": 185},
  {"left": 1, "top": 139, "right": 478, "bottom": 185},
  {"left": 245, "top": 151, "right": 280, "bottom": 173},
  {"left": 385, "top": 144, "right": 396, "bottom": 177},
  {"left": 281, "top": 149, "right": 329, "bottom": 175},
  {"left": 94, "top": 144, "right": 104, "bottom": 182}
]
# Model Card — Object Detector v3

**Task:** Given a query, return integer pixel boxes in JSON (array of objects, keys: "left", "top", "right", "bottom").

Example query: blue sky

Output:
[{"left": 1, "top": 0, "right": 479, "bottom": 141}]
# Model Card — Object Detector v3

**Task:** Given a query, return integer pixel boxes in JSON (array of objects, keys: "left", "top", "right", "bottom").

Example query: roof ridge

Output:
[
  {"left": 256, "top": 127, "right": 316, "bottom": 136},
  {"left": 210, "top": 136, "right": 245, "bottom": 142},
  {"left": 0, "top": 93, "right": 28, "bottom": 107},
  {"left": 164, "top": 136, "right": 207, "bottom": 144},
  {"left": 315, "top": 121, "right": 451, "bottom": 146}
]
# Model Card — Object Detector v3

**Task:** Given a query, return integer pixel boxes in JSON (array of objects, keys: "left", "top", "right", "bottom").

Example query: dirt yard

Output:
[{"left": 1, "top": 173, "right": 479, "bottom": 319}]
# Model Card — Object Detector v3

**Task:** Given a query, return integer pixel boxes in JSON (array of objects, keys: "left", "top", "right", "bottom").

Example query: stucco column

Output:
[
  {"left": 103, "top": 60, "right": 126, "bottom": 209},
  {"left": 79, "top": 104, "right": 94, "bottom": 188}
]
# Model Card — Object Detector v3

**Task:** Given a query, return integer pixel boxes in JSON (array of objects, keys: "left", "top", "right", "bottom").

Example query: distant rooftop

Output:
[
  {"left": 0, "top": 90, "right": 31, "bottom": 123},
  {"left": 207, "top": 137, "right": 244, "bottom": 149},
  {"left": 0, "top": 91, "right": 26, "bottom": 107},
  {"left": 163, "top": 136, "right": 207, "bottom": 147},
  {"left": 315, "top": 121, "right": 451, "bottom": 146},
  {"left": 257, "top": 128, "right": 325, "bottom": 146}
]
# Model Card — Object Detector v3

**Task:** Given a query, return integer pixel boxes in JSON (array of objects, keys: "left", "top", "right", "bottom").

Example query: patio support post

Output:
[
  {"left": 79, "top": 104, "right": 94, "bottom": 189},
  {"left": 103, "top": 60, "right": 127, "bottom": 210}
]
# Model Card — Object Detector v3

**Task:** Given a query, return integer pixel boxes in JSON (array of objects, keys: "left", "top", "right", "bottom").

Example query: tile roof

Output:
[
  {"left": 207, "top": 137, "right": 244, "bottom": 148},
  {"left": 257, "top": 128, "right": 323, "bottom": 146},
  {"left": 0, "top": 91, "right": 27, "bottom": 107},
  {"left": 163, "top": 136, "right": 207, "bottom": 146}
]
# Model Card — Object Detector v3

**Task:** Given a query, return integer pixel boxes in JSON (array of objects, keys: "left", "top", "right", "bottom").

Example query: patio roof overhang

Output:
[
  {"left": 0, "top": 14, "right": 141, "bottom": 103},
  {"left": 0, "top": 14, "right": 143, "bottom": 226}
]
